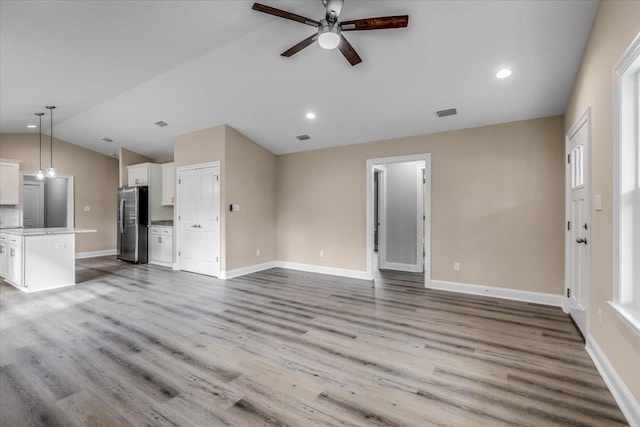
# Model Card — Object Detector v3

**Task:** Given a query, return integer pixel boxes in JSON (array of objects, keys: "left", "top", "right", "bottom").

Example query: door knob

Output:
[{"left": 576, "top": 237, "right": 588, "bottom": 244}]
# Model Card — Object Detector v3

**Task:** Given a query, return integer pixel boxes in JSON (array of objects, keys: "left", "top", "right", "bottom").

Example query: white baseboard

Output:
[
  {"left": 149, "top": 260, "right": 173, "bottom": 268},
  {"left": 379, "top": 261, "right": 421, "bottom": 273},
  {"left": 430, "top": 279, "right": 564, "bottom": 307},
  {"left": 220, "top": 261, "right": 277, "bottom": 280},
  {"left": 586, "top": 334, "right": 640, "bottom": 427},
  {"left": 275, "top": 261, "right": 369, "bottom": 280},
  {"left": 75, "top": 249, "right": 117, "bottom": 259}
]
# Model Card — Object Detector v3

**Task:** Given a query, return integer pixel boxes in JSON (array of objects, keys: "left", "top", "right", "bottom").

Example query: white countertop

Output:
[{"left": 0, "top": 227, "right": 97, "bottom": 236}]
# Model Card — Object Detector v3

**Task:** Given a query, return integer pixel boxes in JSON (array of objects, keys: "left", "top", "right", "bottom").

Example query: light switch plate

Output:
[
  {"left": 84, "top": 206, "right": 91, "bottom": 212},
  {"left": 232, "top": 204, "right": 240, "bottom": 212},
  {"left": 594, "top": 195, "right": 602, "bottom": 211}
]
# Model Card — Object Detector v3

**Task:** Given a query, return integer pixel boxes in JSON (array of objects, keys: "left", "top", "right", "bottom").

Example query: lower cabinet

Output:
[
  {"left": 149, "top": 226, "right": 173, "bottom": 267},
  {"left": 1, "top": 233, "right": 76, "bottom": 292},
  {"left": 0, "top": 234, "right": 23, "bottom": 288}
]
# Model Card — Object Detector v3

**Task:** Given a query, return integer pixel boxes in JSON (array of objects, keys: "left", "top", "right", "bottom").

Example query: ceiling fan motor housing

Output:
[{"left": 323, "top": 0, "right": 344, "bottom": 22}]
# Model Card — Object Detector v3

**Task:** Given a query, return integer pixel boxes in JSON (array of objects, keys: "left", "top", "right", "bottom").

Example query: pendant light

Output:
[
  {"left": 35, "top": 112, "right": 45, "bottom": 180},
  {"left": 46, "top": 105, "right": 57, "bottom": 178}
]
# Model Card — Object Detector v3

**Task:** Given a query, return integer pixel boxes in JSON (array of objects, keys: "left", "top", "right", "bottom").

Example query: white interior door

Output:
[
  {"left": 567, "top": 117, "right": 591, "bottom": 337},
  {"left": 23, "top": 182, "right": 44, "bottom": 228},
  {"left": 178, "top": 165, "right": 220, "bottom": 277}
]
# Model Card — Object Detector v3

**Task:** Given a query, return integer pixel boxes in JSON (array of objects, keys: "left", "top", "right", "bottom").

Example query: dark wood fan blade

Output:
[
  {"left": 341, "top": 15, "right": 409, "bottom": 31},
  {"left": 281, "top": 34, "right": 318, "bottom": 57},
  {"left": 252, "top": 3, "right": 319, "bottom": 26},
  {"left": 338, "top": 35, "right": 362, "bottom": 66}
]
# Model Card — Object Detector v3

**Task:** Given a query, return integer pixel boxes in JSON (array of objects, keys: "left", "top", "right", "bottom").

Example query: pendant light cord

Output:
[
  {"left": 35, "top": 112, "right": 44, "bottom": 170},
  {"left": 50, "top": 108, "right": 53, "bottom": 167},
  {"left": 46, "top": 106, "right": 55, "bottom": 168}
]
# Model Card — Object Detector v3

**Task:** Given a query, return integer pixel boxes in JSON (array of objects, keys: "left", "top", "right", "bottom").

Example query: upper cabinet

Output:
[
  {"left": 127, "top": 164, "right": 150, "bottom": 187},
  {"left": 126, "top": 162, "right": 172, "bottom": 222},
  {"left": 0, "top": 160, "right": 20, "bottom": 205},
  {"left": 161, "top": 162, "right": 175, "bottom": 206}
]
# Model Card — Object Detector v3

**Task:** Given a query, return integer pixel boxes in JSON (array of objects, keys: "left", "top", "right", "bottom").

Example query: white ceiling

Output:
[{"left": 1, "top": 0, "right": 599, "bottom": 158}]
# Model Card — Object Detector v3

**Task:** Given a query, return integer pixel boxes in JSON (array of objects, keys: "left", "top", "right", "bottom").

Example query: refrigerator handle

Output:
[{"left": 119, "top": 198, "right": 125, "bottom": 233}]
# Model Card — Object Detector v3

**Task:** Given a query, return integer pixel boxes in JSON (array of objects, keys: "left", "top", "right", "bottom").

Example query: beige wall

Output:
[
  {"left": 277, "top": 116, "right": 565, "bottom": 294},
  {"left": 0, "top": 133, "right": 118, "bottom": 253},
  {"left": 173, "top": 124, "right": 277, "bottom": 272},
  {"left": 174, "top": 124, "right": 226, "bottom": 267},
  {"left": 173, "top": 125, "right": 277, "bottom": 272},
  {"left": 119, "top": 147, "right": 151, "bottom": 187},
  {"left": 564, "top": 0, "right": 640, "bottom": 404},
  {"left": 225, "top": 126, "right": 277, "bottom": 271}
]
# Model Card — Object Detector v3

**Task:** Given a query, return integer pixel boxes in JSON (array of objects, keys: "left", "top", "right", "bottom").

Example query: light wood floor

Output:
[{"left": 0, "top": 257, "right": 628, "bottom": 426}]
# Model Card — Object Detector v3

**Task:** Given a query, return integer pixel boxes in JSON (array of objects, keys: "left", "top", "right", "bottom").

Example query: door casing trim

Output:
[
  {"left": 366, "top": 153, "right": 432, "bottom": 287},
  {"left": 564, "top": 107, "right": 592, "bottom": 336},
  {"left": 175, "top": 161, "right": 222, "bottom": 276}
]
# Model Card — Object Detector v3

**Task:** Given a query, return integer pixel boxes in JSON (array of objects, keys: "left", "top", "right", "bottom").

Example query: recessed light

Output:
[
  {"left": 306, "top": 112, "right": 316, "bottom": 119},
  {"left": 27, "top": 124, "right": 36, "bottom": 128},
  {"left": 155, "top": 121, "right": 168, "bottom": 127},
  {"left": 496, "top": 68, "right": 512, "bottom": 79},
  {"left": 296, "top": 134, "right": 311, "bottom": 141},
  {"left": 101, "top": 137, "right": 114, "bottom": 143}
]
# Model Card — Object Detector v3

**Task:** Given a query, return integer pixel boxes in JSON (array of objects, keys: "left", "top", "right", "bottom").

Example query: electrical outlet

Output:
[
  {"left": 320, "top": 250, "right": 324, "bottom": 258},
  {"left": 256, "top": 249, "right": 260, "bottom": 256},
  {"left": 598, "top": 308, "right": 603, "bottom": 327},
  {"left": 454, "top": 262, "right": 461, "bottom": 271},
  {"left": 84, "top": 206, "right": 91, "bottom": 212}
]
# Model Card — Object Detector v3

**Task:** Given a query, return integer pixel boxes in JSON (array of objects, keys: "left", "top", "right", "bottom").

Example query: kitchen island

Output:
[{"left": 0, "top": 228, "right": 96, "bottom": 293}]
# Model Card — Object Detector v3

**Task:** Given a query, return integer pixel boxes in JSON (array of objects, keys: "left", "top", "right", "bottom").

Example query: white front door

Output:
[
  {"left": 178, "top": 165, "right": 220, "bottom": 277},
  {"left": 23, "top": 182, "right": 44, "bottom": 228},
  {"left": 567, "top": 116, "right": 591, "bottom": 337}
]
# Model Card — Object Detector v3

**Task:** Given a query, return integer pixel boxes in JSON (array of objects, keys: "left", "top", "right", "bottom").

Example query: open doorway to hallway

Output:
[{"left": 366, "top": 154, "right": 431, "bottom": 287}]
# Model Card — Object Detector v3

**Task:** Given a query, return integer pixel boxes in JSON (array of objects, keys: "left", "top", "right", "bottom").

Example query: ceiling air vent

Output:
[
  {"left": 436, "top": 108, "right": 457, "bottom": 118},
  {"left": 101, "top": 137, "right": 114, "bottom": 143},
  {"left": 296, "top": 134, "right": 311, "bottom": 141},
  {"left": 155, "top": 121, "right": 168, "bottom": 127}
]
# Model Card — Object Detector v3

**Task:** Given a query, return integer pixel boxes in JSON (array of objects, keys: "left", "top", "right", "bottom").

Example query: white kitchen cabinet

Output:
[
  {"left": 127, "top": 162, "right": 172, "bottom": 222},
  {"left": 0, "top": 235, "right": 7, "bottom": 277},
  {"left": 0, "top": 233, "right": 22, "bottom": 288},
  {"left": 149, "top": 226, "right": 173, "bottom": 267},
  {"left": 0, "top": 228, "right": 95, "bottom": 292},
  {"left": 7, "top": 237, "right": 22, "bottom": 286},
  {"left": 0, "top": 160, "right": 20, "bottom": 205},
  {"left": 127, "top": 164, "right": 149, "bottom": 186},
  {"left": 161, "top": 162, "right": 175, "bottom": 206}
]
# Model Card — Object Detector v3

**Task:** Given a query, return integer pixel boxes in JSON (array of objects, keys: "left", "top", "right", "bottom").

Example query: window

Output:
[{"left": 611, "top": 33, "right": 640, "bottom": 338}]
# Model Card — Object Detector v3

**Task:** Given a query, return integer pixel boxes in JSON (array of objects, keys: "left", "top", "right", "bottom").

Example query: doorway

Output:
[
  {"left": 22, "top": 179, "right": 44, "bottom": 228},
  {"left": 176, "top": 162, "right": 221, "bottom": 277},
  {"left": 565, "top": 108, "right": 591, "bottom": 338},
  {"left": 21, "top": 173, "right": 74, "bottom": 228},
  {"left": 366, "top": 154, "right": 431, "bottom": 287}
]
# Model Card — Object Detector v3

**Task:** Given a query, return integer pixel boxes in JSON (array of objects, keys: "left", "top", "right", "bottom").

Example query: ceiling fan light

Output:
[
  {"left": 318, "top": 21, "right": 341, "bottom": 50},
  {"left": 318, "top": 31, "right": 340, "bottom": 49}
]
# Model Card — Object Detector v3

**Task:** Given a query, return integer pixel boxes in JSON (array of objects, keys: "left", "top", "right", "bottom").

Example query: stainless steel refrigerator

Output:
[{"left": 117, "top": 186, "right": 149, "bottom": 263}]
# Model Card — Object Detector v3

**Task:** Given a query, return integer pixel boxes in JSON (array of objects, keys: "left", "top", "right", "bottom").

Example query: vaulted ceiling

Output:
[{"left": 1, "top": 1, "right": 599, "bottom": 158}]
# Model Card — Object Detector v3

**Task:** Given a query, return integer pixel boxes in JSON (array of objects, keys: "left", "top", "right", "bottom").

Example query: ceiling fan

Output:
[{"left": 252, "top": 0, "right": 409, "bottom": 66}]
